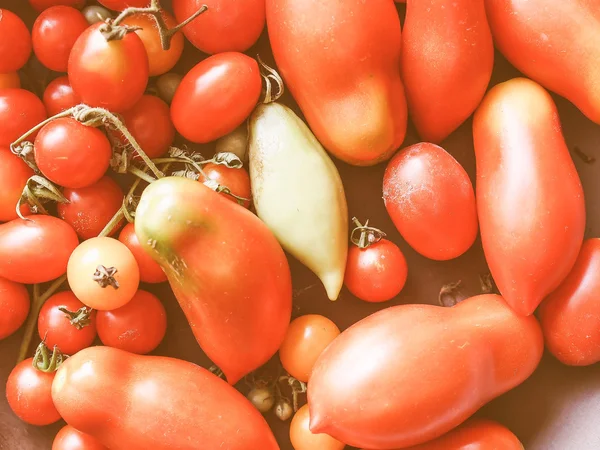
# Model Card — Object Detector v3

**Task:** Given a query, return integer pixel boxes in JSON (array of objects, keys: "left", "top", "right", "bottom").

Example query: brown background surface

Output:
[{"left": 1, "top": 0, "right": 600, "bottom": 449}]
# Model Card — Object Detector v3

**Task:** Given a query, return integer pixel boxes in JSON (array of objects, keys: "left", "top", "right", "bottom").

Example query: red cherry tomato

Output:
[
  {"left": 96, "top": 289, "right": 167, "bottom": 354},
  {"left": 29, "top": 0, "right": 85, "bottom": 11},
  {"left": 98, "top": 0, "right": 149, "bottom": 11},
  {"left": 0, "top": 277, "right": 30, "bottom": 340},
  {"left": 69, "top": 23, "right": 149, "bottom": 112},
  {"left": 34, "top": 118, "right": 112, "bottom": 189},
  {"left": 0, "top": 72, "right": 20, "bottom": 89},
  {"left": 203, "top": 162, "right": 251, "bottom": 208},
  {"left": 171, "top": 52, "right": 262, "bottom": 143},
  {"left": 32, "top": 6, "right": 89, "bottom": 72},
  {"left": 0, "top": 9, "right": 32, "bottom": 73},
  {"left": 43, "top": 76, "right": 81, "bottom": 116},
  {"left": 0, "top": 147, "right": 34, "bottom": 222},
  {"left": 38, "top": 291, "right": 98, "bottom": 355},
  {"left": 58, "top": 176, "right": 124, "bottom": 240},
  {"left": 0, "top": 88, "right": 47, "bottom": 148},
  {"left": 53, "top": 425, "right": 108, "bottom": 450},
  {"left": 118, "top": 223, "right": 167, "bottom": 283},
  {"left": 6, "top": 358, "right": 61, "bottom": 426}
]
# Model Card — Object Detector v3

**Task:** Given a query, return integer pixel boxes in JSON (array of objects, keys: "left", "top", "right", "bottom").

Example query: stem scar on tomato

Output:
[
  {"left": 350, "top": 217, "right": 386, "bottom": 249},
  {"left": 59, "top": 306, "right": 94, "bottom": 330},
  {"left": 93, "top": 265, "right": 120, "bottom": 289}
]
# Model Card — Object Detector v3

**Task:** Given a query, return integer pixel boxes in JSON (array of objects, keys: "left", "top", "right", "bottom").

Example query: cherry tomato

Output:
[
  {"left": 290, "top": 405, "right": 345, "bottom": 450},
  {"left": 43, "top": 75, "right": 81, "bottom": 116},
  {"left": 67, "top": 237, "right": 140, "bottom": 311},
  {"left": 29, "top": 0, "right": 85, "bottom": 11},
  {"left": 32, "top": 6, "right": 89, "bottom": 72},
  {"left": 0, "top": 277, "right": 29, "bottom": 340},
  {"left": 122, "top": 12, "right": 184, "bottom": 76},
  {"left": 98, "top": 0, "right": 150, "bottom": 10},
  {"left": 0, "top": 72, "right": 20, "bottom": 89},
  {"left": 279, "top": 315, "right": 340, "bottom": 383},
  {"left": 97, "top": 289, "right": 167, "bottom": 354},
  {"left": 53, "top": 425, "right": 108, "bottom": 450},
  {"left": 203, "top": 162, "right": 251, "bottom": 208},
  {"left": 34, "top": 118, "right": 112, "bottom": 189},
  {"left": 118, "top": 223, "right": 167, "bottom": 283},
  {"left": 0, "top": 9, "right": 32, "bottom": 73},
  {"left": 6, "top": 358, "right": 61, "bottom": 426},
  {"left": 69, "top": 22, "right": 149, "bottom": 112},
  {"left": 0, "top": 88, "right": 47, "bottom": 147},
  {"left": 0, "top": 147, "right": 34, "bottom": 222}
]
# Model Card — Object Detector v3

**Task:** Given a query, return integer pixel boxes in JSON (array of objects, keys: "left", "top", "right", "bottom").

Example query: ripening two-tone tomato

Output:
[
  {"left": 53, "top": 425, "right": 108, "bottom": 450},
  {"left": 0, "top": 147, "right": 34, "bottom": 222},
  {"left": 118, "top": 223, "right": 167, "bottom": 283},
  {"left": 203, "top": 162, "right": 251, "bottom": 208},
  {"left": 0, "top": 88, "right": 47, "bottom": 147},
  {"left": 0, "top": 9, "right": 32, "bottom": 73},
  {"left": 43, "top": 76, "right": 81, "bottom": 116},
  {"left": 0, "top": 277, "right": 29, "bottom": 340},
  {"left": 290, "top": 405, "right": 345, "bottom": 450}
]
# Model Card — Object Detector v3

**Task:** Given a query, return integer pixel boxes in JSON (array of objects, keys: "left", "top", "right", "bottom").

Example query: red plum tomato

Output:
[
  {"left": 0, "top": 9, "right": 32, "bottom": 72},
  {"left": 0, "top": 88, "right": 47, "bottom": 147}
]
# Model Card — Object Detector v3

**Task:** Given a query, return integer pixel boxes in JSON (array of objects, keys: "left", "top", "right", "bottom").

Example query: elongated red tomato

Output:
[
  {"left": 29, "top": 0, "right": 85, "bottom": 11},
  {"left": 266, "top": 0, "right": 407, "bottom": 165},
  {"left": 171, "top": 52, "right": 261, "bottom": 144},
  {"left": 308, "top": 294, "right": 543, "bottom": 449},
  {"left": 53, "top": 425, "right": 108, "bottom": 450},
  {"left": 473, "top": 78, "right": 585, "bottom": 316},
  {"left": 0, "top": 147, "right": 33, "bottom": 222},
  {"left": 118, "top": 223, "right": 167, "bottom": 284},
  {"left": 0, "top": 216, "right": 79, "bottom": 284},
  {"left": 383, "top": 143, "right": 478, "bottom": 261},
  {"left": 0, "top": 9, "right": 32, "bottom": 73},
  {"left": 0, "top": 277, "right": 29, "bottom": 340},
  {"left": 0, "top": 88, "right": 47, "bottom": 147},
  {"left": 43, "top": 76, "right": 81, "bottom": 116},
  {"left": 52, "top": 346, "right": 280, "bottom": 450}
]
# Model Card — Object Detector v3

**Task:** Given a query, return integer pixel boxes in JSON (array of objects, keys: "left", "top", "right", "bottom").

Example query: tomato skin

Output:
[
  {"left": 53, "top": 425, "right": 108, "bottom": 450},
  {"left": 383, "top": 143, "right": 478, "bottom": 261},
  {"left": 0, "top": 216, "right": 79, "bottom": 284},
  {"left": 308, "top": 294, "right": 543, "bottom": 449},
  {"left": 97, "top": 0, "right": 149, "bottom": 10},
  {"left": 52, "top": 346, "right": 280, "bottom": 450},
  {"left": 68, "top": 23, "right": 149, "bottom": 113},
  {"left": 344, "top": 239, "right": 408, "bottom": 302},
  {"left": 0, "top": 72, "right": 20, "bottom": 89},
  {"left": 290, "top": 405, "right": 345, "bottom": 450},
  {"left": 43, "top": 76, "right": 81, "bottom": 116},
  {"left": 0, "top": 277, "right": 29, "bottom": 340},
  {"left": 0, "top": 88, "right": 47, "bottom": 148},
  {"left": 6, "top": 358, "right": 61, "bottom": 426},
  {"left": 29, "top": 0, "right": 85, "bottom": 11},
  {"left": 118, "top": 223, "right": 167, "bottom": 283},
  {"left": 0, "top": 9, "right": 32, "bottom": 73},
  {"left": 473, "top": 78, "right": 585, "bottom": 316},
  {"left": 203, "top": 163, "right": 251, "bottom": 208},
  {"left": 32, "top": 6, "right": 89, "bottom": 72},
  {"left": 173, "top": 0, "right": 265, "bottom": 54},
  {"left": 0, "top": 147, "right": 34, "bottom": 222},
  {"left": 171, "top": 52, "right": 262, "bottom": 144}
]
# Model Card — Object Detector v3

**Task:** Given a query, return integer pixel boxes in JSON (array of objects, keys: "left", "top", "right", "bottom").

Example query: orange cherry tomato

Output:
[
  {"left": 0, "top": 72, "right": 20, "bottom": 89},
  {"left": 290, "top": 405, "right": 345, "bottom": 450},
  {"left": 118, "top": 223, "right": 167, "bottom": 284},
  {"left": 53, "top": 424, "right": 108, "bottom": 450},
  {"left": 203, "top": 162, "right": 251, "bottom": 208}
]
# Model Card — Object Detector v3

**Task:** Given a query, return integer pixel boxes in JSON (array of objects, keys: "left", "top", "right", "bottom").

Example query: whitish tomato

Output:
[
  {"left": 118, "top": 223, "right": 167, "bottom": 283},
  {"left": 290, "top": 405, "right": 345, "bottom": 450},
  {"left": 43, "top": 76, "right": 81, "bottom": 116},
  {"left": 0, "top": 277, "right": 29, "bottom": 340},
  {"left": 0, "top": 9, "right": 32, "bottom": 72},
  {"left": 0, "top": 147, "right": 34, "bottom": 222}
]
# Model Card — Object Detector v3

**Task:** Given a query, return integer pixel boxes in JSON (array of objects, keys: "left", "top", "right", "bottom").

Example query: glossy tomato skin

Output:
[
  {"left": 290, "top": 405, "right": 345, "bottom": 450},
  {"left": 53, "top": 425, "right": 108, "bottom": 450},
  {"left": 6, "top": 358, "right": 61, "bottom": 426},
  {"left": 52, "top": 346, "right": 279, "bottom": 450},
  {"left": 97, "top": 0, "right": 149, "bottom": 10},
  {"left": 43, "top": 76, "right": 81, "bottom": 116},
  {"left": 58, "top": 176, "right": 124, "bottom": 240},
  {"left": 203, "top": 162, "right": 251, "bottom": 208},
  {"left": 171, "top": 52, "right": 261, "bottom": 144},
  {"left": 118, "top": 223, "right": 167, "bottom": 283},
  {"left": 29, "top": 0, "right": 85, "bottom": 11},
  {"left": 0, "top": 216, "right": 79, "bottom": 284},
  {"left": 0, "top": 9, "right": 32, "bottom": 73},
  {"left": 69, "top": 23, "right": 149, "bottom": 113},
  {"left": 308, "top": 294, "right": 543, "bottom": 449},
  {"left": 32, "top": 6, "right": 89, "bottom": 72},
  {"left": 0, "top": 88, "right": 47, "bottom": 147},
  {"left": 0, "top": 72, "right": 20, "bottom": 89},
  {"left": 0, "top": 277, "right": 29, "bottom": 340},
  {"left": 173, "top": 0, "right": 265, "bottom": 54},
  {"left": 383, "top": 143, "right": 478, "bottom": 261},
  {"left": 473, "top": 78, "right": 585, "bottom": 316},
  {"left": 0, "top": 147, "right": 34, "bottom": 222}
]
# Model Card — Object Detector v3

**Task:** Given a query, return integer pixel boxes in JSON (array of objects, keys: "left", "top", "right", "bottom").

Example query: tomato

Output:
[
  {"left": 0, "top": 277, "right": 29, "bottom": 340},
  {"left": 97, "top": 0, "right": 149, "bottom": 10},
  {"left": 0, "top": 72, "right": 20, "bottom": 89},
  {"left": 279, "top": 315, "right": 340, "bottom": 383},
  {"left": 82, "top": 6, "right": 113, "bottom": 25},
  {"left": 58, "top": 176, "right": 124, "bottom": 240},
  {"left": 29, "top": 0, "right": 85, "bottom": 11},
  {"left": 43, "top": 76, "right": 81, "bottom": 116},
  {"left": 0, "top": 215, "right": 79, "bottom": 284},
  {"left": 68, "top": 22, "right": 149, "bottom": 113},
  {"left": 32, "top": 6, "right": 89, "bottom": 72},
  {"left": 171, "top": 52, "right": 262, "bottom": 144},
  {"left": 135, "top": 177, "right": 292, "bottom": 384},
  {"left": 0, "top": 147, "right": 34, "bottom": 222},
  {"left": 34, "top": 118, "right": 112, "bottom": 189},
  {"left": 118, "top": 223, "right": 166, "bottom": 283},
  {"left": 6, "top": 357, "right": 61, "bottom": 426},
  {"left": 290, "top": 405, "right": 345, "bottom": 450},
  {"left": 67, "top": 237, "right": 140, "bottom": 311},
  {"left": 203, "top": 162, "right": 251, "bottom": 208},
  {"left": 156, "top": 72, "right": 182, "bottom": 104},
  {"left": 383, "top": 143, "right": 478, "bottom": 261},
  {"left": 52, "top": 346, "right": 280, "bottom": 449},
  {"left": 266, "top": 0, "right": 407, "bottom": 165},
  {"left": 0, "top": 88, "right": 47, "bottom": 148},
  {"left": 122, "top": 12, "right": 184, "bottom": 76},
  {"left": 96, "top": 290, "right": 166, "bottom": 354},
  {"left": 53, "top": 425, "right": 108, "bottom": 450},
  {"left": 173, "top": 0, "right": 265, "bottom": 54},
  {"left": 308, "top": 294, "right": 543, "bottom": 449},
  {"left": 473, "top": 78, "right": 585, "bottom": 316},
  {"left": 0, "top": 9, "right": 32, "bottom": 73}
]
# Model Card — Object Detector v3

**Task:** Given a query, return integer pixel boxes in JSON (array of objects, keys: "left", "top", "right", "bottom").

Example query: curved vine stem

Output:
[
  {"left": 10, "top": 108, "right": 76, "bottom": 155},
  {"left": 258, "top": 56, "right": 285, "bottom": 104},
  {"left": 350, "top": 217, "right": 386, "bottom": 249}
]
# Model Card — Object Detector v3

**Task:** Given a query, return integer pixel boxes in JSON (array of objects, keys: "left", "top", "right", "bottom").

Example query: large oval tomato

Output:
[
  {"left": 203, "top": 162, "right": 251, "bottom": 208},
  {"left": 0, "top": 147, "right": 34, "bottom": 222},
  {"left": 29, "top": 0, "right": 85, "bottom": 11},
  {"left": 0, "top": 88, "right": 47, "bottom": 147},
  {"left": 118, "top": 223, "right": 167, "bottom": 284},
  {"left": 43, "top": 76, "right": 81, "bottom": 116},
  {"left": 0, "top": 277, "right": 29, "bottom": 340},
  {"left": 97, "top": 0, "right": 149, "bottom": 10},
  {"left": 0, "top": 72, "right": 20, "bottom": 89},
  {"left": 0, "top": 215, "right": 79, "bottom": 284},
  {"left": 290, "top": 405, "right": 345, "bottom": 450},
  {"left": 68, "top": 22, "right": 149, "bottom": 112},
  {"left": 53, "top": 425, "right": 108, "bottom": 450},
  {"left": 0, "top": 9, "right": 32, "bottom": 73},
  {"left": 171, "top": 52, "right": 262, "bottom": 144}
]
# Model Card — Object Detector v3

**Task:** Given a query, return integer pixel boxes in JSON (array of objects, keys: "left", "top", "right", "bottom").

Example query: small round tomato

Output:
[
  {"left": 98, "top": 0, "right": 150, "bottom": 10},
  {"left": 69, "top": 22, "right": 149, "bottom": 112},
  {"left": 203, "top": 162, "right": 251, "bottom": 208},
  {"left": 0, "top": 88, "right": 47, "bottom": 147},
  {"left": 0, "top": 277, "right": 29, "bottom": 340},
  {"left": 96, "top": 289, "right": 167, "bottom": 354},
  {"left": 6, "top": 358, "right": 61, "bottom": 426},
  {"left": 29, "top": 0, "right": 85, "bottom": 11},
  {"left": 34, "top": 117, "right": 112, "bottom": 189},
  {"left": 118, "top": 223, "right": 167, "bottom": 283},
  {"left": 53, "top": 425, "right": 108, "bottom": 450},
  {"left": 290, "top": 405, "right": 345, "bottom": 450},
  {"left": 0, "top": 147, "right": 34, "bottom": 222},
  {"left": 122, "top": 12, "right": 184, "bottom": 76},
  {"left": 279, "top": 315, "right": 340, "bottom": 383},
  {"left": 33, "top": 6, "right": 89, "bottom": 72},
  {"left": 0, "top": 72, "right": 20, "bottom": 89},
  {"left": 67, "top": 237, "right": 140, "bottom": 311},
  {"left": 0, "top": 9, "right": 32, "bottom": 73},
  {"left": 43, "top": 75, "right": 81, "bottom": 116}
]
